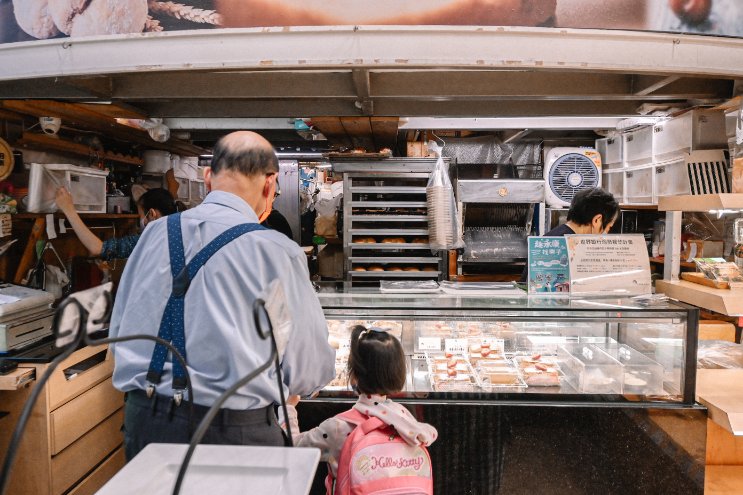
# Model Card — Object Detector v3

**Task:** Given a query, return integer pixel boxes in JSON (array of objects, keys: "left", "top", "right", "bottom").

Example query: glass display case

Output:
[{"left": 317, "top": 286, "right": 699, "bottom": 405}]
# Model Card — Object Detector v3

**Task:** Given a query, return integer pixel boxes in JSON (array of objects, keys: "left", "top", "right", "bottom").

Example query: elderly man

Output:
[{"left": 110, "top": 131, "right": 335, "bottom": 459}]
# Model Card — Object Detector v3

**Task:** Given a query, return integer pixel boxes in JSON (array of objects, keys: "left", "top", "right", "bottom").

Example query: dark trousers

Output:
[{"left": 123, "top": 390, "right": 285, "bottom": 461}]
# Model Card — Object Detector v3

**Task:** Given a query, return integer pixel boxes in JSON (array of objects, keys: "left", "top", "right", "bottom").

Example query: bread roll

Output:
[
  {"left": 402, "top": 266, "right": 420, "bottom": 271},
  {"left": 382, "top": 237, "right": 405, "bottom": 243},
  {"left": 353, "top": 266, "right": 367, "bottom": 272},
  {"left": 217, "top": 0, "right": 556, "bottom": 28},
  {"left": 368, "top": 265, "right": 384, "bottom": 272}
]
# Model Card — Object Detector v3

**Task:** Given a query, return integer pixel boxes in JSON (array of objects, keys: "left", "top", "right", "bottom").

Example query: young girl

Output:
[{"left": 285, "top": 325, "right": 438, "bottom": 485}]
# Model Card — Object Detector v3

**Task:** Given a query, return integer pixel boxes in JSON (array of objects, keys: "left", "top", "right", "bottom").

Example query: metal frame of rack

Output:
[{"left": 339, "top": 159, "right": 448, "bottom": 282}]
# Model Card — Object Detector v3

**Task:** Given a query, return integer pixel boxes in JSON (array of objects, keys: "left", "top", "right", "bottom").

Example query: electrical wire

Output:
[
  {"left": 0, "top": 296, "right": 194, "bottom": 495},
  {"left": 172, "top": 298, "right": 292, "bottom": 495}
]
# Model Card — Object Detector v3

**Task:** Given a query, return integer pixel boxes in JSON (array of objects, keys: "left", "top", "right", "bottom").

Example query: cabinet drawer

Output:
[
  {"left": 51, "top": 408, "right": 123, "bottom": 495},
  {"left": 67, "top": 446, "right": 125, "bottom": 495},
  {"left": 50, "top": 377, "right": 123, "bottom": 455},
  {"left": 48, "top": 345, "right": 114, "bottom": 410}
]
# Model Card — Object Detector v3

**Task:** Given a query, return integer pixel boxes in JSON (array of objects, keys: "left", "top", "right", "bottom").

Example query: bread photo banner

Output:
[{"left": 1, "top": 1, "right": 742, "bottom": 44}]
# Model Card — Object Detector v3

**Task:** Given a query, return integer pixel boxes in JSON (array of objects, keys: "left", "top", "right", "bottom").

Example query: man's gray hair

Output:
[{"left": 210, "top": 135, "right": 279, "bottom": 176}]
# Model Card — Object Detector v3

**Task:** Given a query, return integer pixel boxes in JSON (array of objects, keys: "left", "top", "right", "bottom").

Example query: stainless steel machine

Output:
[{"left": 455, "top": 162, "right": 546, "bottom": 272}]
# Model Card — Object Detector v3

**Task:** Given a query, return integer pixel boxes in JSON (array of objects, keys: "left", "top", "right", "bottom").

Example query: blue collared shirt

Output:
[{"left": 109, "top": 191, "right": 335, "bottom": 409}]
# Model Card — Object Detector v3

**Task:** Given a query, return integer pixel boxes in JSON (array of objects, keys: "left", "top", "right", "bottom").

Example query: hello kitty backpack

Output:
[{"left": 327, "top": 409, "right": 433, "bottom": 495}]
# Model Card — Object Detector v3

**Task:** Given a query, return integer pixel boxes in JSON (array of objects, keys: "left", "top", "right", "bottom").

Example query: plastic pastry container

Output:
[
  {"left": 557, "top": 343, "right": 622, "bottom": 394},
  {"left": 426, "top": 353, "right": 478, "bottom": 392},
  {"left": 595, "top": 343, "right": 665, "bottom": 395}
]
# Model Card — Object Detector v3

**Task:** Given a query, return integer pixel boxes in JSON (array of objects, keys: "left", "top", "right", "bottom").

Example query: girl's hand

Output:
[{"left": 287, "top": 395, "right": 301, "bottom": 407}]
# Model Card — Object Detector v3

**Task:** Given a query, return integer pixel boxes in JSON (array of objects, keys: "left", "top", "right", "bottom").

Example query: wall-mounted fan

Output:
[{"left": 544, "top": 148, "right": 602, "bottom": 208}]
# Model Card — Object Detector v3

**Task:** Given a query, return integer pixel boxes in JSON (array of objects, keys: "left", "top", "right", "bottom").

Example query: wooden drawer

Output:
[
  {"left": 51, "top": 408, "right": 124, "bottom": 495},
  {"left": 67, "top": 447, "right": 125, "bottom": 495},
  {"left": 50, "top": 377, "right": 123, "bottom": 455},
  {"left": 48, "top": 345, "right": 114, "bottom": 410}
]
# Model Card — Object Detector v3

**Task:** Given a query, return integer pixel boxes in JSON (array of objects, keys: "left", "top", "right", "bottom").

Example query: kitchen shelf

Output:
[
  {"left": 351, "top": 229, "right": 429, "bottom": 236},
  {"left": 349, "top": 186, "right": 427, "bottom": 194},
  {"left": 349, "top": 270, "right": 440, "bottom": 277},
  {"left": 658, "top": 194, "right": 743, "bottom": 212},
  {"left": 655, "top": 280, "right": 743, "bottom": 316},
  {"left": 350, "top": 243, "right": 432, "bottom": 249},
  {"left": 349, "top": 257, "right": 440, "bottom": 263},
  {"left": 15, "top": 132, "right": 143, "bottom": 167},
  {"left": 351, "top": 215, "right": 428, "bottom": 222},
  {"left": 649, "top": 256, "right": 696, "bottom": 268},
  {"left": 13, "top": 213, "right": 139, "bottom": 220},
  {"left": 351, "top": 201, "right": 427, "bottom": 208}
]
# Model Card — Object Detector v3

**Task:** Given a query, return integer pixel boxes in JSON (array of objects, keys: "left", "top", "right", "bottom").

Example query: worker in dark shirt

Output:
[
  {"left": 521, "top": 188, "right": 619, "bottom": 281},
  {"left": 263, "top": 209, "right": 294, "bottom": 240}
]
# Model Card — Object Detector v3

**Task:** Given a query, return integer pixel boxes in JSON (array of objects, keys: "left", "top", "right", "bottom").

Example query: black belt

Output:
[{"left": 127, "top": 389, "right": 277, "bottom": 427}]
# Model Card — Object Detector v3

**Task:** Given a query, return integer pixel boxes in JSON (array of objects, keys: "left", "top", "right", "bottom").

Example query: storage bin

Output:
[
  {"left": 652, "top": 109, "right": 727, "bottom": 163},
  {"left": 595, "top": 136, "right": 623, "bottom": 169},
  {"left": 595, "top": 343, "right": 664, "bottom": 395},
  {"left": 189, "top": 179, "right": 206, "bottom": 204},
  {"left": 28, "top": 163, "right": 108, "bottom": 214},
  {"left": 622, "top": 127, "right": 653, "bottom": 167},
  {"left": 602, "top": 169, "right": 624, "bottom": 203},
  {"left": 624, "top": 166, "right": 653, "bottom": 204},
  {"left": 653, "top": 156, "right": 691, "bottom": 200},
  {"left": 557, "top": 343, "right": 622, "bottom": 394}
]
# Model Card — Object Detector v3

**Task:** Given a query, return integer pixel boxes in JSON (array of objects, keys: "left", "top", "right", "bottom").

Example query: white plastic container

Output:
[
  {"left": 622, "top": 127, "right": 653, "bottom": 167},
  {"left": 557, "top": 343, "right": 622, "bottom": 394},
  {"left": 624, "top": 167, "right": 654, "bottom": 204},
  {"left": 142, "top": 150, "right": 171, "bottom": 173},
  {"left": 652, "top": 109, "right": 727, "bottom": 163},
  {"left": 595, "top": 136, "right": 623, "bottom": 169},
  {"left": 28, "top": 163, "right": 108, "bottom": 213}
]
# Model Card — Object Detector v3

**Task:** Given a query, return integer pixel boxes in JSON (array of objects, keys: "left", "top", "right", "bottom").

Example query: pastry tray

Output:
[
  {"left": 425, "top": 353, "right": 479, "bottom": 392},
  {"left": 471, "top": 356, "right": 528, "bottom": 390}
]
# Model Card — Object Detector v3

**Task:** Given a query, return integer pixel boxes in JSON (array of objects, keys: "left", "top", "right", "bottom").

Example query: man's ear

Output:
[
  {"left": 591, "top": 213, "right": 604, "bottom": 232},
  {"left": 203, "top": 167, "right": 213, "bottom": 191}
]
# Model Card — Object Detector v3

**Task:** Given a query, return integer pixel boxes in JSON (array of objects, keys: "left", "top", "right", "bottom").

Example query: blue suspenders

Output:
[{"left": 145, "top": 213, "right": 267, "bottom": 404}]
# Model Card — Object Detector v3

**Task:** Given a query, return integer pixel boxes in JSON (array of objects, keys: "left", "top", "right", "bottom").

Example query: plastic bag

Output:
[
  {"left": 697, "top": 340, "right": 743, "bottom": 369},
  {"left": 426, "top": 142, "right": 464, "bottom": 252}
]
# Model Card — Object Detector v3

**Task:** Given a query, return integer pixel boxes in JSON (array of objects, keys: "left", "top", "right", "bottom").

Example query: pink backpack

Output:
[{"left": 326, "top": 409, "right": 433, "bottom": 495}]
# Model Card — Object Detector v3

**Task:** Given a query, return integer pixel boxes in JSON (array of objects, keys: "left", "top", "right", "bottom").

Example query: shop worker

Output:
[
  {"left": 520, "top": 188, "right": 619, "bottom": 281},
  {"left": 546, "top": 187, "right": 619, "bottom": 237},
  {"left": 55, "top": 186, "right": 177, "bottom": 260},
  {"left": 109, "top": 131, "right": 335, "bottom": 460}
]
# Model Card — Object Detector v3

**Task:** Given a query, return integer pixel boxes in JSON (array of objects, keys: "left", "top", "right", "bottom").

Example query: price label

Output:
[
  {"left": 481, "top": 338, "right": 505, "bottom": 354},
  {"left": 418, "top": 337, "right": 442, "bottom": 352},
  {"left": 444, "top": 338, "right": 468, "bottom": 354}
]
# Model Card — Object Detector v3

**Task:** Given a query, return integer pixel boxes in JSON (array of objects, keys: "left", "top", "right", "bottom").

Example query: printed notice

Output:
[
  {"left": 566, "top": 234, "right": 651, "bottom": 296},
  {"left": 527, "top": 237, "right": 570, "bottom": 294}
]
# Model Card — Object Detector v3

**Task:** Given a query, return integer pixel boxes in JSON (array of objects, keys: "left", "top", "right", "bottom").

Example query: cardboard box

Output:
[
  {"left": 407, "top": 142, "right": 434, "bottom": 158},
  {"left": 683, "top": 240, "right": 724, "bottom": 261}
]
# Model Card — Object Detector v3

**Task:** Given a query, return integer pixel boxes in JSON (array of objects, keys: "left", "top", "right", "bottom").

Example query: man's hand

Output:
[
  {"left": 287, "top": 395, "right": 301, "bottom": 407},
  {"left": 55, "top": 187, "right": 75, "bottom": 215}
]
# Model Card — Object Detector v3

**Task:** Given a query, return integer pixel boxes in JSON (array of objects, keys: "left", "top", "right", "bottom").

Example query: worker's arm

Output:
[{"left": 55, "top": 187, "right": 103, "bottom": 256}]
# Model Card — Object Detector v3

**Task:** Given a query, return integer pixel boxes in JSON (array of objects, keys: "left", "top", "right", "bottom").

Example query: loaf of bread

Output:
[{"left": 217, "top": 0, "right": 556, "bottom": 28}]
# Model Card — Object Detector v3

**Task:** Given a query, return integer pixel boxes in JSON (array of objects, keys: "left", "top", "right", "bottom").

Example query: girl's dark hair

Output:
[
  {"left": 137, "top": 188, "right": 177, "bottom": 216},
  {"left": 566, "top": 187, "right": 619, "bottom": 230},
  {"left": 348, "top": 325, "right": 406, "bottom": 396}
]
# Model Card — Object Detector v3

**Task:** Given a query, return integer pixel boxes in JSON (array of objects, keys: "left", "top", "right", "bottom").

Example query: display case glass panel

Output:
[{"left": 318, "top": 285, "right": 698, "bottom": 405}]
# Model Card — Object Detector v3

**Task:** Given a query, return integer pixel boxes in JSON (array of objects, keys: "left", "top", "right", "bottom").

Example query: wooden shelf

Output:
[
  {"left": 697, "top": 369, "right": 743, "bottom": 436},
  {"left": 655, "top": 279, "right": 743, "bottom": 316},
  {"left": 649, "top": 256, "right": 696, "bottom": 268},
  {"left": 13, "top": 213, "right": 139, "bottom": 220},
  {"left": 620, "top": 204, "right": 659, "bottom": 210},
  {"left": 706, "top": 466, "right": 743, "bottom": 495},
  {"left": 16, "top": 133, "right": 143, "bottom": 167},
  {"left": 658, "top": 194, "right": 743, "bottom": 212}
]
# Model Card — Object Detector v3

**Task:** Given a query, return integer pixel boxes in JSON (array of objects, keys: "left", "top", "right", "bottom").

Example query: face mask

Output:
[{"left": 139, "top": 210, "right": 152, "bottom": 231}]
